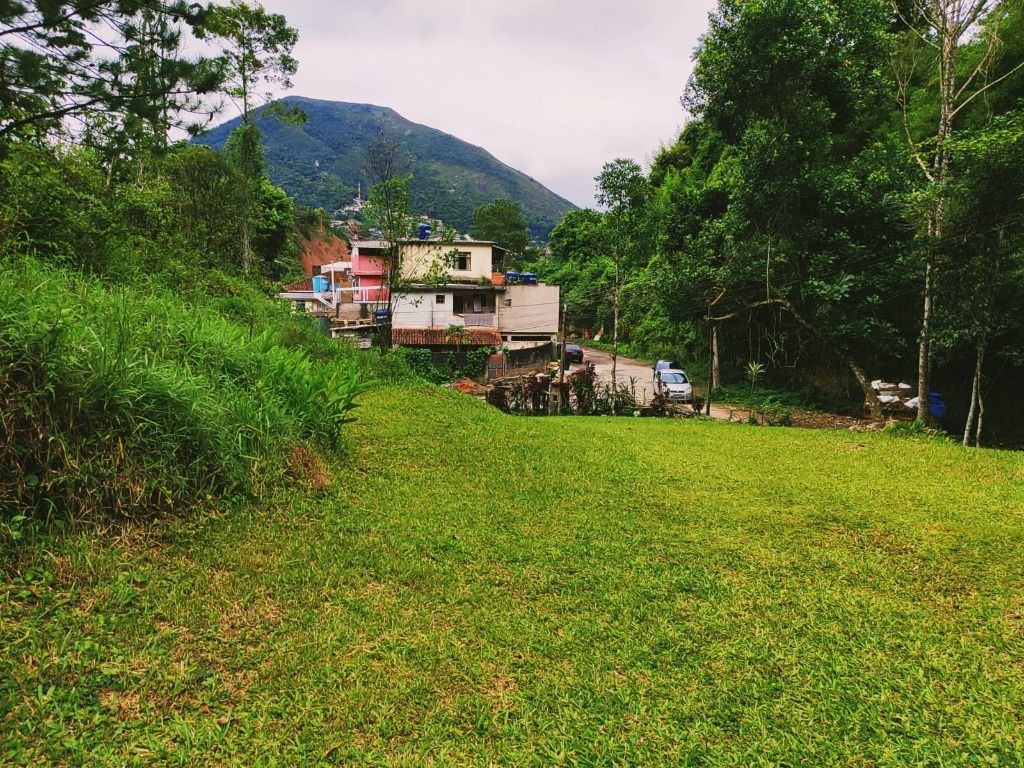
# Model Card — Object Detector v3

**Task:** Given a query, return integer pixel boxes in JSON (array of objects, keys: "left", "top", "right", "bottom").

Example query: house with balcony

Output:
[{"left": 347, "top": 237, "right": 560, "bottom": 350}]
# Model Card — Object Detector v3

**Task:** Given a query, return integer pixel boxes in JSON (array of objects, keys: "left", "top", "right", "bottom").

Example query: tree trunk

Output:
[
  {"left": 917, "top": 258, "right": 933, "bottom": 422},
  {"left": 844, "top": 353, "right": 883, "bottom": 421},
  {"left": 711, "top": 325, "right": 720, "bottom": 390},
  {"left": 918, "top": 11, "right": 958, "bottom": 422},
  {"left": 963, "top": 343, "right": 982, "bottom": 446},
  {"left": 974, "top": 343, "right": 986, "bottom": 447},
  {"left": 241, "top": 216, "right": 253, "bottom": 275}
]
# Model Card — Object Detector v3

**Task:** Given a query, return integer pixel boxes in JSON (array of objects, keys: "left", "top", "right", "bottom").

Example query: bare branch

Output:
[
  {"left": 951, "top": 58, "right": 1024, "bottom": 118},
  {"left": 892, "top": 0, "right": 939, "bottom": 48}
]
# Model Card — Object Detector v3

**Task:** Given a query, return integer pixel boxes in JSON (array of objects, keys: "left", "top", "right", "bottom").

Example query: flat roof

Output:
[{"left": 351, "top": 239, "right": 508, "bottom": 251}]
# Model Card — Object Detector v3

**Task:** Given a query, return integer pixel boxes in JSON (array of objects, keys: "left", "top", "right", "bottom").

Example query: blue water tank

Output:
[
  {"left": 312, "top": 275, "right": 328, "bottom": 292},
  {"left": 418, "top": 222, "right": 431, "bottom": 240},
  {"left": 521, "top": 272, "right": 538, "bottom": 285},
  {"left": 373, "top": 307, "right": 390, "bottom": 323},
  {"left": 505, "top": 271, "right": 520, "bottom": 285}
]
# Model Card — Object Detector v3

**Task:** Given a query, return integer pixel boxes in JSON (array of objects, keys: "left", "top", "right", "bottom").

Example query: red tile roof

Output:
[
  {"left": 393, "top": 328, "right": 502, "bottom": 347},
  {"left": 285, "top": 276, "right": 315, "bottom": 291}
]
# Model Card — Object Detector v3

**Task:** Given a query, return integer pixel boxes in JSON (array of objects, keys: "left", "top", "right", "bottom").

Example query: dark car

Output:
[
  {"left": 564, "top": 343, "right": 584, "bottom": 364},
  {"left": 654, "top": 359, "right": 683, "bottom": 377}
]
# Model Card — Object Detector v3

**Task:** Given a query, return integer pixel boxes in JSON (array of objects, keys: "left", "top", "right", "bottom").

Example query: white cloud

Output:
[{"left": 249, "top": 0, "right": 716, "bottom": 207}]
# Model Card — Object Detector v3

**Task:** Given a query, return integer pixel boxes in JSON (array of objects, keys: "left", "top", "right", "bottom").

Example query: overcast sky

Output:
[{"left": 249, "top": 0, "right": 718, "bottom": 208}]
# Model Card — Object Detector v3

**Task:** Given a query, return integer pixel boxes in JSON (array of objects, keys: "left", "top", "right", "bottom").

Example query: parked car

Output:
[
  {"left": 564, "top": 343, "right": 584, "bottom": 364},
  {"left": 654, "top": 368, "right": 693, "bottom": 402},
  {"left": 654, "top": 359, "right": 684, "bottom": 377}
]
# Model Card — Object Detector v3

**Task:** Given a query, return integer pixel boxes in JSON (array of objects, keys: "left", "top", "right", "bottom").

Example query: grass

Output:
[
  {"left": 3, "top": 385, "right": 1024, "bottom": 765},
  {"left": 0, "top": 259, "right": 372, "bottom": 523}
]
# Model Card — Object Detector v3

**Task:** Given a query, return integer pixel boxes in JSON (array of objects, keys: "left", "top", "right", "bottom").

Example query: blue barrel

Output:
[
  {"left": 505, "top": 271, "right": 520, "bottom": 284},
  {"left": 418, "top": 222, "right": 431, "bottom": 240},
  {"left": 312, "top": 275, "right": 328, "bottom": 292},
  {"left": 521, "top": 272, "right": 538, "bottom": 285},
  {"left": 373, "top": 307, "right": 390, "bottom": 323},
  {"left": 928, "top": 391, "right": 946, "bottom": 421}
]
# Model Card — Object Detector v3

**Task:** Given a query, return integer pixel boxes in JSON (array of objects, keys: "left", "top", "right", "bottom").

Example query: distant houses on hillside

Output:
[{"left": 278, "top": 237, "right": 559, "bottom": 358}]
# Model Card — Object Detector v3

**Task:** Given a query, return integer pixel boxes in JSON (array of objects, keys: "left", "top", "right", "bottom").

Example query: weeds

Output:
[{"left": 0, "top": 258, "right": 369, "bottom": 526}]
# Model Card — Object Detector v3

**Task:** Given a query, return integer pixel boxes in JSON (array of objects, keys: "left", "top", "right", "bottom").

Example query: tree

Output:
[
  {"left": 470, "top": 199, "right": 529, "bottom": 265},
  {"left": 935, "top": 113, "right": 1024, "bottom": 446},
  {"left": 198, "top": 1, "right": 301, "bottom": 274},
  {"left": 363, "top": 133, "right": 417, "bottom": 353},
  {"left": 596, "top": 158, "right": 649, "bottom": 415},
  {"left": 892, "top": 0, "right": 1024, "bottom": 421},
  {"left": 680, "top": 0, "right": 905, "bottom": 419},
  {"left": 0, "top": 0, "right": 222, "bottom": 145},
  {"left": 199, "top": 0, "right": 299, "bottom": 125}
]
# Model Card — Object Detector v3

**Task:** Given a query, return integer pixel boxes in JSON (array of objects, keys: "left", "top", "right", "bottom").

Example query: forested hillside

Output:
[
  {"left": 195, "top": 97, "right": 578, "bottom": 239},
  {"left": 532, "top": 0, "right": 1024, "bottom": 445}
]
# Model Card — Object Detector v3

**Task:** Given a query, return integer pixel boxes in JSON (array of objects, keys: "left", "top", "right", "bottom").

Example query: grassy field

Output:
[{"left": 3, "top": 385, "right": 1024, "bottom": 766}]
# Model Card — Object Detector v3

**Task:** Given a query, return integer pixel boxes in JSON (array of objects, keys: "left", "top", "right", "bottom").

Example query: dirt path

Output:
[{"left": 572, "top": 347, "right": 746, "bottom": 422}]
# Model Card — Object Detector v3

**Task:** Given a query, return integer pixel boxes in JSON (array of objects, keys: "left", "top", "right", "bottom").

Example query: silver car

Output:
[{"left": 654, "top": 368, "right": 693, "bottom": 402}]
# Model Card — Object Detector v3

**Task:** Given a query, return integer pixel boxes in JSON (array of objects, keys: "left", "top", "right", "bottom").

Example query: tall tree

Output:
[
  {"left": 892, "top": 0, "right": 1024, "bottom": 420},
  {"left": 199, "top": 0, "right": 298, "bottom": 125},
  {"left": 596, "top": 158, "right": 649, "bottom": 415},
  {"left": 470, "top": 199, "right": 529, "bottom": 265},
  {"left": 364, "top": 133, "right": 416, "bottom": 353},
  {"left": 0, "top": 0, "right": 221, "bottom": 145},
  {"left": 199, "top": 0, "right": 300, "bottom": 274},
  {"left": 681, "top": 0, "right": 903, "bottom": 418}
]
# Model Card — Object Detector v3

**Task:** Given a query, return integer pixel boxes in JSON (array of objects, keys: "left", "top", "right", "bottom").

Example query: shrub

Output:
[{"left": 0, "top": 259, "right": 369, "bottom": 523}]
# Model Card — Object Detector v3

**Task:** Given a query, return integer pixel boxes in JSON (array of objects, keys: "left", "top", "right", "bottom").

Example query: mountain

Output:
[{"left": 194, "top": 96, "right": 577, "bottom": 240}]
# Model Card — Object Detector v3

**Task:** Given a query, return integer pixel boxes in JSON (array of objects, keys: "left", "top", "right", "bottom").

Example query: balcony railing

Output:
[{"left": 462, "top": 313, "right": 496, "bottom": 327}]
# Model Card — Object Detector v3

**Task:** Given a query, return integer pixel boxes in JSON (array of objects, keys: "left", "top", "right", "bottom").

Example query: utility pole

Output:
[
  {"left": 555, "top": 299, "right": 567, "bottom": 414},
  {"left": 610, "top": 256, "right": 619, "bottom": 416}
]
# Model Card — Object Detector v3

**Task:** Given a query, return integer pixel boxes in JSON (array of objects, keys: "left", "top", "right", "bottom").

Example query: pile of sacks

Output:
[{"left": 871, "top": 380, "right": 918, "bottom": 412}]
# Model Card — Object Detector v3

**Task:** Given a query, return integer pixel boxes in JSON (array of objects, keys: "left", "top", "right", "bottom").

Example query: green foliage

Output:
[
  {"left": 0, "top": 141, "right": 301, "bottom": 280},
  {"left": 198, "top": 0, "right": 299, "bottom": 123},
  {"left": 470, "top": 199, "right": 529, "bottom": 264},
  {"left": 0, "top": 1, "right": 223, "bottom": 144},
  {"left": 0, "top": 258, "right": 369, "bottom": 522},
  {"left": 883, "top": 419, "right": 953, "bottom": 443},
  {"left": 745, "top": 360, "right": 766, "bottom": 395},
  {"left": 387, "top": 345, "right": 495, "bottom": 384},
  {"left": 194, "top": 98, "right": 577, "bottom": 238}
]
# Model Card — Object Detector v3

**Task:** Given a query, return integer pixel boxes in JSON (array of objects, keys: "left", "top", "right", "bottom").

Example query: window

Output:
[
  {"left": 453, "top": 295, "right": 465, "bottom": 314},
  {"left": 456, "top": 252, "right": 471, "bottom": 271},
  {"left": 435, "top": 294, "right": 445, "bottom": 304},
  {"left": 312, "top": 265, "right": 322, "bottom": 275}
]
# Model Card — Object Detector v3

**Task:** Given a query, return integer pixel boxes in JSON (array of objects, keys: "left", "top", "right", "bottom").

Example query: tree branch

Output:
[{"left": 951, "top": 58, "right": 1024, "bottom": 118}]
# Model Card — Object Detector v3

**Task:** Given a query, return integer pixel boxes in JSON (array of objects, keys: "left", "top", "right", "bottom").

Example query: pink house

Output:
[{"left": 350, "top": 241, "right": 389, "bottom": 303}]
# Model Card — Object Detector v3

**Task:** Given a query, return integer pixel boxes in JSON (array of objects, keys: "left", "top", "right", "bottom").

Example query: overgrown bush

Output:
[
  {"left": 0, "top": 259, "right": 369, "bottom": 524},
  {"left": 386, "top": 345, "right": 494, "bottom": 384}
]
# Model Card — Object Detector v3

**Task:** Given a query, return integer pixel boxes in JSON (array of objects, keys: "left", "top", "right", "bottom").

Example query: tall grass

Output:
[{"left": 0, "top": 258, "right": 369, "bottom": 523}]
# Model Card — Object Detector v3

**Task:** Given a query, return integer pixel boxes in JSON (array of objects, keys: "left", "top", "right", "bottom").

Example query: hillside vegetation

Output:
[
  {"left": 529, "top": 1, "right": 1024, "bottom": 444},
  {"left": 3, "top": 386, "right": 1024, "bottom": 765},
  {"left": 195, "top": 97, "right": 578, "bottom": 239}
]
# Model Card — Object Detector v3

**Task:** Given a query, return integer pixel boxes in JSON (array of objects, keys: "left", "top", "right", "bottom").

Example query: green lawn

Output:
[{"left": 4, "top": 385, "right": 1024, "bottom": 766}]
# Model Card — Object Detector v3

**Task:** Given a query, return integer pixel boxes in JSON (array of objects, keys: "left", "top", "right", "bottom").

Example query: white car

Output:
[{"left": 654, "top": 368, "right": 693, "bottom": 402}]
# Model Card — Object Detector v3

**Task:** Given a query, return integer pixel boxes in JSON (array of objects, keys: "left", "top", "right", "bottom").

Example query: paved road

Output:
[
  {"left": 571, "top": 346, "right": 658, "bottom": 405},
  {"left": 572, "top": 346, "right": 745, "bottom": 421}
]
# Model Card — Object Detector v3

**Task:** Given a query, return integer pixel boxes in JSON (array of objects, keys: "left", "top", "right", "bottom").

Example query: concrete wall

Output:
[
  {"left": 497, "top": 283, "right": 560, "bottom": 336},
  {"left": 392, "top": 291, "right": 454, "bottom": 329},
  {"left": 400, "top": 242, "right": 495, "bottom": 282}
]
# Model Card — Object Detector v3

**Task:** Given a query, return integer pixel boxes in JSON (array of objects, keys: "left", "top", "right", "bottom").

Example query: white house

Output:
[{"left": 349, "top": 237, "right": 560, "bottom": 349}]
